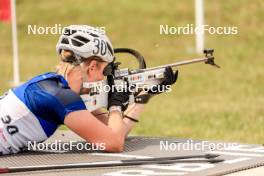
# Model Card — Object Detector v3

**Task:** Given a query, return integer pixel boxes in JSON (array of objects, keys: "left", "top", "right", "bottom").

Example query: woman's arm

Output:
[
  {"left": 91, "top": 109, "right": 109, "bottom": 124},
  {"left": 64, "top": 110, "right": 127, "bottom": 152},
  {"left": 91, "top": 104, "right": 145, "bottom": 137},
  {"left": 65, "top": 86, "right": 147, "bottom": 152},
  {"left": 123, "top": 103, "right": 145, "bottom": 136}
]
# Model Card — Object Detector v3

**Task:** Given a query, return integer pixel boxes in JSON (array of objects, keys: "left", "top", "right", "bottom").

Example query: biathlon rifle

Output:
[{"left": 81, "top": 48, "right": 220, "bottom": 111}]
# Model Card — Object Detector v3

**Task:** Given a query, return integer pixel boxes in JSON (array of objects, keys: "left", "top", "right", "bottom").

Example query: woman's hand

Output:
[
  {"left": 135, "top": 66, "right": 178, "bottom": 104},
  {"left": 107, "top": 81, "right": 130, "bottom": 112},
  {"left": 149, "top": 66, "right": 178, "bottom": 94}
]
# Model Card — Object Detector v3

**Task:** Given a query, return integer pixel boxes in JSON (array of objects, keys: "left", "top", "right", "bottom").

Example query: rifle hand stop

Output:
[{"left": 204, "top": 49, "right": 220, "bottom": 68}]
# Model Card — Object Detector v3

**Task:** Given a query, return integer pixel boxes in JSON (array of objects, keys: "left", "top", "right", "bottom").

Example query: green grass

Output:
[{"left": 0, "top": 0, "right": 263, "bottom": 143}]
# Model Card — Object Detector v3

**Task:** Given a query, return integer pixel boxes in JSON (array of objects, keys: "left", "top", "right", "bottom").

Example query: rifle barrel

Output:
[{"left": 142, "top": 57, "right": 209, "bottom": 71}]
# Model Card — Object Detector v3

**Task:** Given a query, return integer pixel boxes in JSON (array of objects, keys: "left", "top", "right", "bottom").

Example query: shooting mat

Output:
[{"left": 0, "top": 130, "right": 264, "bottom": 176}]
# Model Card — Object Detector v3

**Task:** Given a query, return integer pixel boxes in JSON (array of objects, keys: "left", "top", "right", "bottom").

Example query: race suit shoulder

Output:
[{"left": 0, "top": 72, "right": 86, "bottom": 155}]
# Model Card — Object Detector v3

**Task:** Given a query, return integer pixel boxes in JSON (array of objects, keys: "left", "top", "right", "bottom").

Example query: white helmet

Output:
[{"left": 56, "top": 25, "right": 114, "bottom": 63}]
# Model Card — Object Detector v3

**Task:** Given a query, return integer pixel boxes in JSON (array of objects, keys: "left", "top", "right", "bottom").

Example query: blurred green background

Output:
[{"left": 0, "top": 0, "right": 263, "bottom": 143}]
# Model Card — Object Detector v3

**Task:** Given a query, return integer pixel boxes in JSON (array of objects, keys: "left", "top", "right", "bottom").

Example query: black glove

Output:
[
  {"left": 135, "top": 67, "right": 178, "bottom": 104},
  {"left": 148, "top": 66, "right": 178, "bottom": 94},
  {"left": 107, "top": 77, "right": 130, "bottom": 111}
]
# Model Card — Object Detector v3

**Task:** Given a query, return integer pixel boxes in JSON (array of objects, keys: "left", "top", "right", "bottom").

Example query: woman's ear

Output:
[{"left": 88, "top": 60, "right": 97, "bottom": 71}]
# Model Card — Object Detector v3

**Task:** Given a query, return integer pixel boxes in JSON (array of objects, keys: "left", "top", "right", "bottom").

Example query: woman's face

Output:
[{"left": 78, "top": 60, "right": 108, "bottom": 95}]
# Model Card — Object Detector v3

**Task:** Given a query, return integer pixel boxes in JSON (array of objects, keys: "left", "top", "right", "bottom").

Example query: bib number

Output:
[{"left": 93, "top": 38, "right": 107, "bottom": 56}]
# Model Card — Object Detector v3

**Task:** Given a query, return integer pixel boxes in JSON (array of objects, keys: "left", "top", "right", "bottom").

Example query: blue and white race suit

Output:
[{"left": 0, "top": 72, "right": 86, "bottom": 155}]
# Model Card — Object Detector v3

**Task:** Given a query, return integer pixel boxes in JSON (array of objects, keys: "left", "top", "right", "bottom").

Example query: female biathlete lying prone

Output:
[{"left": 0, "top": 25, "right": 178, "bottom": 155}]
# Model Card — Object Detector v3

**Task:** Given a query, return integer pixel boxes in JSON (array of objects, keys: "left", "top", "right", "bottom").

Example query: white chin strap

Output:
[{"left": 81, "top": 79, "right": 109, "bottom": 112}]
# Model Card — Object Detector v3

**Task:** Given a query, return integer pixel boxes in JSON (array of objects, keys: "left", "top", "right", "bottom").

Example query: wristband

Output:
[
  {"left": 109, "top": 106, "right": 122, "bottom": 114},
  {"left": 124, "top": 115, "right": 139, "bottom": 123}
]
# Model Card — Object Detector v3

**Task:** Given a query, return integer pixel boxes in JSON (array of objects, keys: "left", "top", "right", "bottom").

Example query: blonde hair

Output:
[
  {"left": 55, "top": 50, "right": 105, "bottom": 80},
  {"left": 55, "top": 50, "right": 78, "bottom": 80}
]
